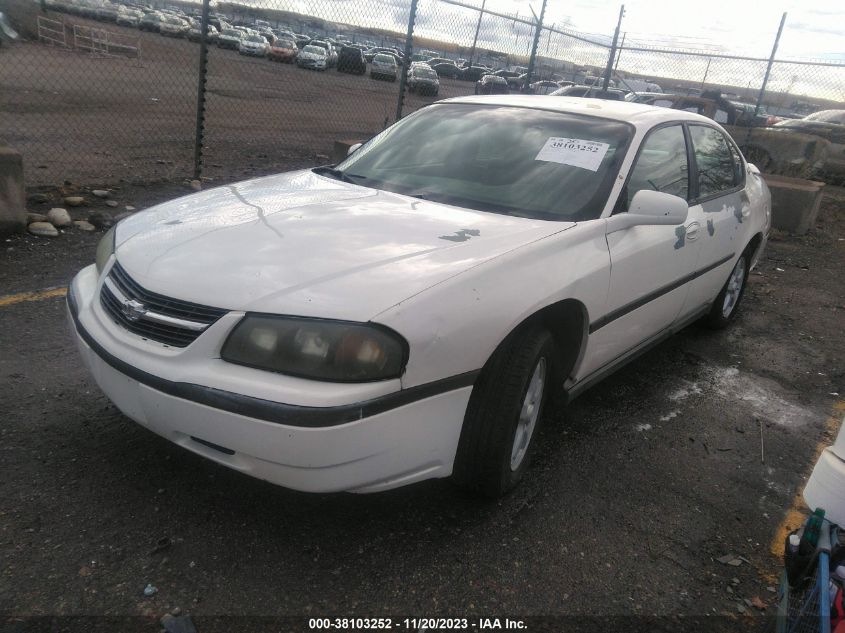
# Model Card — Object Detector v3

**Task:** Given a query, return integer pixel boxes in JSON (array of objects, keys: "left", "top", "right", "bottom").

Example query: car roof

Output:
[{"left": 441, "top": 95, "right": 718, "bottom": 128}]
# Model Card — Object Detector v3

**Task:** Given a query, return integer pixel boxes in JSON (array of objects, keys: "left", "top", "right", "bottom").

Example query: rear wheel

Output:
[
  {"left": 703, "top": 252, "right": 749, "bottom": 329},
  {"left": 453, "top": 325, "right": 556, "bottom": 497}
]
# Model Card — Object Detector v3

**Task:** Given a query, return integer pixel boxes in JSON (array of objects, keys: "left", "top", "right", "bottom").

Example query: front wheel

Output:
[
  {"left": 703, "top": 253, "right": 749, "bottom": 329},
  {"left": 453, "top": 325, "right": 556, "bottom": 497}
]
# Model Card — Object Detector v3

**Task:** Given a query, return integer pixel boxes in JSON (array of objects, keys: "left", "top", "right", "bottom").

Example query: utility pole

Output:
[
  {"left": 524, "top": 0, "right": 547, "bottom": 92},
  {"left": 395, "top": 0, "right": 420, "bottom": 121},
  {"left": 601, "top": 5, "right": 624, "bottom": 92},
  {"left": 467, "top": 0, "right": 486, "bottom": 68},
  {"left": 745, "top": 12, "right": 786, "bottom": 149}
]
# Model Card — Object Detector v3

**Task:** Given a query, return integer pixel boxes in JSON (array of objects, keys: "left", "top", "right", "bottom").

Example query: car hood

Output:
[{"left": 114, "top": 170, "right": 574, "bottom": 322}]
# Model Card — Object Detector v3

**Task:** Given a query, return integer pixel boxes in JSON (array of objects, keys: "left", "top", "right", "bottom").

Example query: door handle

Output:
[{"left": 685, "top": 222, "right": 700, "bottom": 240}]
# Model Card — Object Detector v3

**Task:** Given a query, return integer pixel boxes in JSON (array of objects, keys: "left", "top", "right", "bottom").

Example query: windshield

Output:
[
  {"left": 246, "top": 35, "right": 264, "bottom": 42},
  {"left": 335, "top": 104, "right": 632, "bottom": 221},
  {"left": 275, "top": 39, "right": 294, "bottom": 48},
  {"left": 222, "top": 29, "right": 240, "bottom": 37},
  {"left": 374, "top": 54, "right": 395, "bottom": 64},
  {"left": 302, "top": 46, "right": 325, "bottom": 55},
  {"left": 414, "top": 68, "right": 437, "bottom": 79}
]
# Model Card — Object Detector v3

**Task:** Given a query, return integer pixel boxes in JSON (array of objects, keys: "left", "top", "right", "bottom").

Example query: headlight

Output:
[
  {"left": 95, "top": 226, "right": 116, "bottom": 275},
  {"left": 221, "top": 315, "right": 408, "bottom": 382}
]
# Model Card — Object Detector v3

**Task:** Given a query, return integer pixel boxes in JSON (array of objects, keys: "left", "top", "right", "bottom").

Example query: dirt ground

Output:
[
  {"left": 0, "top": 12, "right": 477, "bottom": 189},
  {"left": 0, "top": 171, "right": 843, "bottom": 630}
]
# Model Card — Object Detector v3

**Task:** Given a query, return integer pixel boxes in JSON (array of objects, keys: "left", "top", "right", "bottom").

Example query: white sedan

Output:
[{"left": 68, "top": 96, "right": 770, "bottom": 496}]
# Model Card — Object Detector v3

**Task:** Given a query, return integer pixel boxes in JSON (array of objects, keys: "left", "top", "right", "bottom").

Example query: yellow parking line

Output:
[
  {"left": 0, "top": 286, "right": 67, "bottom": 307},
  {"left": 768, "top": 400, "right": 845, "bottom": 559}
]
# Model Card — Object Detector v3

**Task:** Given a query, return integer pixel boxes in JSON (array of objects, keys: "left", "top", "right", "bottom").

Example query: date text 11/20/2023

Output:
[{"left": 307, "top": 617, "right": 527, "bottom": 630}]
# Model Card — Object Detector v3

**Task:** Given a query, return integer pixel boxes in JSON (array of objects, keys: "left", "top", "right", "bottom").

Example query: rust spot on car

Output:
[
  {"left": 674, "top": 225, "right": 686, "bottom": 249},
  {"left": 707, "top": 219, "right": 715, "bottom": 236}
]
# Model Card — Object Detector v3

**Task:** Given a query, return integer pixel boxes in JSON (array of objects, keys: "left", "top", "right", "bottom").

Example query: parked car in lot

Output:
[
  {"left": 68, "top": 97, "right": 770, "bottom": 497},
  {"left": 462, "top": 65, "right": 491, "bottom": 82},
  {"left": 475, "top": 74, "right": 509, "bottom": 95},
  {"left": 296, "top": 44, "right": 328, "bottom": 70},
  {"left": 365, "top": 46, "right": 401, "bottom": 63},
  {"left": 268, "top": 37, "right": 297, "bottom": 63},
  {"left": 550, "top": 85, "right": 626, "bottom": 100},
  {"left": 217, "top": 28, "right": 244, "bottom": 50},
  {"left": 187, "top": 21, "right": 218, "bottom": 43},
  {"left": 529, "top": 80, "right": 561, "bottom": 95},
  {"left": 239, "top": 34, "right": 269, "bottom": 57},
  {"left": 432, "top": 62, "right": 461, "bottom": 79},
  {"left": 95, "top": 2, "right": 119, "bottom": 22},
  {"left": 159, "top": 15, "right": 189, "bottom": 38},
  {"left": 116, "top": 7, "right": 143, "bottom": 27},
  {"left": 308, "top": 40, "right": 337, "bottom": 67},
  {"left": 407, "top": 64, "right": 440, "bottom": 96},
  {"left": 774, "top": 110, "right": 845, "bottom": 182},
  {"left": 370, "top": 53, "right": 398, "bottom": 81},
  {"left": 337, "top": 45, "right": 366, "bottom": 74},
  {"left": 138, "top": 11, "right": 162, "bottom": 32}
]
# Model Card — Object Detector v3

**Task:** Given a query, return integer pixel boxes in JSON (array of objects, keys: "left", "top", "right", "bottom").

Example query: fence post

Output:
[
  {"left": 192, "top": 0, "right": 211, "bottom": 180},
  {"left": 601, "top": 5, "right": 625, "bottom": 91},
  {"left": 395, "top": 0, "right": 419, "bottom": 122},
  {"left": 744, "top": 12, "right": 786, "bottom": 151},
  {"left": 523, "top": 0, "right": 547, "bottom": 92}
]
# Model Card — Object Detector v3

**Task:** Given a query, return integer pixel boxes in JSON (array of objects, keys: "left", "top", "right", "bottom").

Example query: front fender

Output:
[{"left": 375, "top": 220, "right": 611, "bottom": 389}]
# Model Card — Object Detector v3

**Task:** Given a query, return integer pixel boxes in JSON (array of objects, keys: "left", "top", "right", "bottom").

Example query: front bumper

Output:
[{"left": 67, "top": 264, "right": 472, "bottom": 493}]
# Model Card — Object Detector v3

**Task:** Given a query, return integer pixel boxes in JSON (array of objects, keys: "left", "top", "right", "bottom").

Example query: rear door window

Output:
[{"left": 689, "top": 125, "right": 737, "bottom": 199}]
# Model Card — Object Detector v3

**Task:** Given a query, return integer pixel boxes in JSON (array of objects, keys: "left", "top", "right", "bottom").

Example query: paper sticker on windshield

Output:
[{"left": 535, "top": 137, "right": 609, "bottom": 172}]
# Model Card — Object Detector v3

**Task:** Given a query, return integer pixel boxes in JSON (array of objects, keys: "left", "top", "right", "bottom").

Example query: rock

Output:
[
  {"left": 751, "top": 596, "right": 767, "bottom": 610},
  {"left": 190, "top": 180, "right": 201, "bottom": 191},
  {"left": 28, "top": 193, "right": 50, "bottom": 204},
  {"left": 88, "top": 211, "right": 114, "bottom": 230},
  {"left": 27, "top": 212, "right": 47, "bottom": 223},
  {"left": 125, "top": 205, "right": 136, "bottom": 211},
  {"left": 105, "top": 200, "right": 118, "bottom": 208},
  {"left": 46, "top": 208, "right": 72, "bottom": 227},
  {"left": 143, "top": 583, "right": 158, "bottom": 597},
  {"left": 171, "top": 607, "right": 182, "bottom": 616},
  {"left": 114, "top": 212, "right": 133, "bottom": 222},
  {"left": 91, "top": 189, "right": 110, "bottom": 198},
  {"left": 78, "top": 565, "right": 93, "bottom": 577},
  {"left": 64, "top": 196, "right": 86, "bottom": 207},
  {"left": 28, "top": 222, "right": 59, "bottom": 237},
  {"left": 73, "top": 220, "right": 96, "bottom": 232},
  {"left": 316, "top": 153, "right": 330, "bottom": 161}
]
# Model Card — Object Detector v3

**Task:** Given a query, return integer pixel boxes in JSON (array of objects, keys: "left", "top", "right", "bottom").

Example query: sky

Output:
[{"left": 252, "top": 0, "right": 845, "bottom": 100}]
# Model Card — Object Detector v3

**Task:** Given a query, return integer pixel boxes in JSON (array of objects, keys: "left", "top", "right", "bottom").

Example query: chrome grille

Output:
[{"left": 99, "top": 262, "right": 227, "bottom": 347}]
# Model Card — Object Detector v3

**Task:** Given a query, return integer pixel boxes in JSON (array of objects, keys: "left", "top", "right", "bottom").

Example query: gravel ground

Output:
[{"left": 0, "top": 184, "right": 843, "bottom": 631}]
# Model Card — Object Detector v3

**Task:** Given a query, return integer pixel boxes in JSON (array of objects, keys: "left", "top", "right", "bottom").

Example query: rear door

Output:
[{"left": 680, "top": 124, "right": 748, "bottom": 316}]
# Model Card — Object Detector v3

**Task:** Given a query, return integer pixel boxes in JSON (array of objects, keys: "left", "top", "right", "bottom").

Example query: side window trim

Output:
[
  {"left": 685, "top": 123, "right": 745, "bottom": 205},
  {"left": 724, "top": 133, "right": 746, "bottom": 188},
  {"left": 612, "top": 121, "right": 691, "bottom": 215}
]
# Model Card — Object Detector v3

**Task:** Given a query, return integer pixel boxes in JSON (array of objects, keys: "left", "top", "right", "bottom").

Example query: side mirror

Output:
[
  {"left": 607, "top": 190, "right": 689, "bottom": 233},
  {"left": 347, "top": 142, "right": 362, "bottom": 157}
]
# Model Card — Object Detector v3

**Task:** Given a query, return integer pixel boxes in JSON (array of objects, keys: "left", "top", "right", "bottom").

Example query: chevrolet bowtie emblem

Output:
[{"left": 121, "top": 298, "right": 147, "bottom": 322}]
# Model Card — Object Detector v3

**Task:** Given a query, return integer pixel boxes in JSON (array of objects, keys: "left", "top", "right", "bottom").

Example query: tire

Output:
[
  {"left": 453, "top": 325, "right": 557, "bottom": 497},
  {"left": 702, "top": 251, "right": 750, "bottom": 329}
]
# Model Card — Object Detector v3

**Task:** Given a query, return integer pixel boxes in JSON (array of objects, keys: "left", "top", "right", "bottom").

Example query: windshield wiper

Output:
[{"left": 311, "top": 166, "right": 358, "bottom": 184}]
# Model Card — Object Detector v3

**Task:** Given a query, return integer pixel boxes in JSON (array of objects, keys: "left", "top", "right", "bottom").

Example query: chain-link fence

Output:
[{"left": 0, "top": 0, "right": 843, "bottom": 189}]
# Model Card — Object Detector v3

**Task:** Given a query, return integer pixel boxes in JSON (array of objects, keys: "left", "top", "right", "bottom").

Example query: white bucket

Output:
[{"left": 803, "top": 419, "right": 845, "bottom": 527}]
